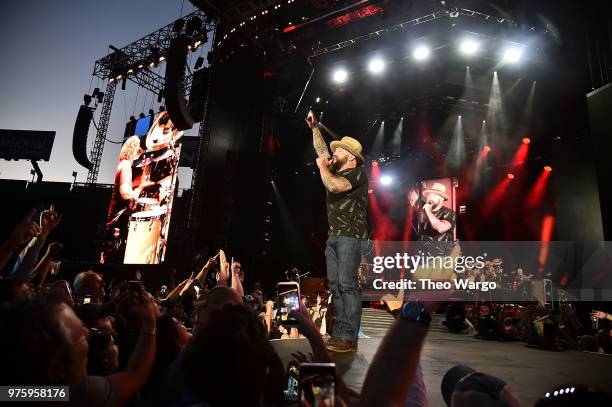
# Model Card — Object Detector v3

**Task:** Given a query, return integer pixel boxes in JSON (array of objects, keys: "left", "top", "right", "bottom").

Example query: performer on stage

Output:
[
  {"left": 106, "top": 136, "right": 144, "bottom": 235},
  {"left": 306, "top": 111, "right": 368, "bottom": 353},
  {"left": 408, "top": 182, "right": 456, "bottom": 255},
  {"left": 102, "top": 136, "right": 151, "bottom": 263}
]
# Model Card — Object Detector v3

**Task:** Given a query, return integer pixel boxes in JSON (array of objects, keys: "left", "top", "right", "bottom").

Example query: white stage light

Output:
[
  {"left": 368, "top": 58, "right": 385, "bottom": 73},
  {"left": 503, "top": 48, "right": 523, "bottom": 63},
  {"left": 380, "top": 175, "right": 393, "bottom": 186},
  {"left": 332, "top": 68, "right": 348, "bottom": 83},
  {"left": 413, "top": 46, "right": 430, "bottom": 61},
  {"left": 460, "top": 40, "right": 479, "bottom": 55}
]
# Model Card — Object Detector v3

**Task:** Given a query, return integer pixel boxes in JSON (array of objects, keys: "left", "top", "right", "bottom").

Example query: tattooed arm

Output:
[
  {"left": 312, "top": 127, "right": 330, "bottom": 159},
  {"left": 316, "top": 157, "right": 352, "bottom": 193},
  {"left": 306, "top": 111, "right": 330, "bottom": 159}
]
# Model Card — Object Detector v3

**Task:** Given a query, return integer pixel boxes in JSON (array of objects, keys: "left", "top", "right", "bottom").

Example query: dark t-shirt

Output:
[
  {"left": 418, "top": 205, "right": 456, "bottom": 242},
  {"left": 326, "top": 167, "right": 368, "bottom": 239},
  {"left": 418, "top": 205, "right": 456, "bottom": 255}
]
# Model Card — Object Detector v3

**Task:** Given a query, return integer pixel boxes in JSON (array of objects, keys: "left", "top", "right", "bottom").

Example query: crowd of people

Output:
[{"left": 1, "top": 205, "right": 611, "bottom": 406}]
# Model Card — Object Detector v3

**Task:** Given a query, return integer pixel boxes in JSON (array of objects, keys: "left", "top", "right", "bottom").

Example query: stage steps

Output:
[{"left": 360, "top": 308, "right": 446, "bottom": 336}]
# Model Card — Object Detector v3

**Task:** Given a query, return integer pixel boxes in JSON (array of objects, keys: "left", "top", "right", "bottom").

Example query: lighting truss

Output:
[
  {"left": 92, "top": 9, "right": 215, "bottom": 95},
  {"left": 310, "top": 8, "right": 522, "bottom": 58},
  {"left": 86, "top": 10, "right": 216, "bottom": 184}
]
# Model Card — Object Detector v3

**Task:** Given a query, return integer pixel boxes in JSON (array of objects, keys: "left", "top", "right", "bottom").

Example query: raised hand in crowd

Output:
[
  {"left": 361, "top": 298, "right": 436, "bottom": 407},
  {"left": 34, "top": 241, "right": 64, "bottom": 286},
  {"left": 288, "top": 304, "right": 360, "bottom": 405},
  {"left": 592, "top": 310, "right": 612, "bottom": 321},
  {"left": 194, "top": 251, "right": 220, "bottom": 286},
  {"left": 39, "top": 204, "right": 62, "bottom": 239},
  {"left": 216, "top": 249, "right": 229, "bottom": 286},
  {"left": 0, "top": 209, "right": 41, "bottom": 274},
  {"left": 9, "top": 205, "right": 63, "bottom": 280}
]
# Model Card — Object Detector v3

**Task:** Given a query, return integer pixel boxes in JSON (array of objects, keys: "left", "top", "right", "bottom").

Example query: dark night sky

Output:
[{"left": 0, "top": 0, "right": 207, "bottom": 185}]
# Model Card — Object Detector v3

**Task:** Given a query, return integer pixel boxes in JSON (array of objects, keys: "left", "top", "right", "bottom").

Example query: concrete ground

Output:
[{"left": 271, "top": 309, "right": 612, "bottom": 406}]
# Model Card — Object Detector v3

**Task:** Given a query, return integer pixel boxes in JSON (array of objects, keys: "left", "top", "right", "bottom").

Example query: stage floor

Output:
[{"left": 271, "top": 309, "right": 612, "bottom": 406}]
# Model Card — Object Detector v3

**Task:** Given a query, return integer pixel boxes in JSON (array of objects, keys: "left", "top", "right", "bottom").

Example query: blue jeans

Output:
[{"left": 326, "top": 235, "right": 363, "bottom": 341}]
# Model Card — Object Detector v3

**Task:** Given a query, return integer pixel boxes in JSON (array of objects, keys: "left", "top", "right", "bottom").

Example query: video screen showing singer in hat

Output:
[{"left": 100, "top": 111, "right": 182, "bottom": 265}]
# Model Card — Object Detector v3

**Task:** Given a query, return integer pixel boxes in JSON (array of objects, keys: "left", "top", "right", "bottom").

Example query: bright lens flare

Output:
[
  {"left": 503, "top": 48, "right": 523, "bottom": 63},
  {"left": 332, "top": 68, "right": 348, "bottom": 83},
  {"left": 460, "top": 40, "right": 479, "bottom": 55},
  {"left": 368, "top": 58, "right": 385, "bottom": 73},
  {"left": 380, "top": 175, "right": 393, "bottom": 186},
  {"left": 413, "top": 46, "right": 430, "bottom": 61}
]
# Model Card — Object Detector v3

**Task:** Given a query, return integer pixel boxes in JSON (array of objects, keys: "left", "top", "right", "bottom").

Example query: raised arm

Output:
[
  {"left": 34, "top": 242, "right": 63, "bottom": 287},
  {"left": 195, "top": 252, "right": 220, "bottom": 286},
  {"left": 0, "top": 209, "right": 41, "bottom": 274},
  {"left": 360, "top": 306, "right": 430, "bottom": 407},
  {"left": 306, "top": 111, "right": 330, "bottom": 159},
  {"left": 109, "top": 294, "right": 158, "bottom": 405},
  {"left": 11, "top": 206, "right": 61, "bottom": 281}
]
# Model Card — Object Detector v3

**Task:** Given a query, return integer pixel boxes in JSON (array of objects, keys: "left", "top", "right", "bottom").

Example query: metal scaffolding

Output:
[
  {"left": 86, "top": 80, "right": 116, "bottom": 184},
  {"left": 85, "top": 9, "right": 215, "bottom": 184}
]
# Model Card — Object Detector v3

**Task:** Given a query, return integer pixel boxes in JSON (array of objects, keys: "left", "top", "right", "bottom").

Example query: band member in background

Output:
[
  {"left": 408, "top": 182, "right": 456, "bottom": 255},
  {"left": 102, "top": 136, "right": 148, "bottom": 263},
  {"left": 306, "top": 111, "right": 368, "bottom": 353}
]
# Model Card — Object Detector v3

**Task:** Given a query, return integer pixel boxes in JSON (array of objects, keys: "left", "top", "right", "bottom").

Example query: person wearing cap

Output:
[{"left": 306, "top": 111, "right": 368, "bottom": 353}]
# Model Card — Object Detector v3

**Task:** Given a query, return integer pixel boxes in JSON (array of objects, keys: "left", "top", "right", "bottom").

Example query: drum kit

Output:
[{"left": 123, "top": 115, "right": 182, "bottom": 264}]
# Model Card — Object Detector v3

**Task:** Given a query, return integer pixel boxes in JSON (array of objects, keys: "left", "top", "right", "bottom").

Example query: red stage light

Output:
[
  {"left": 507, "top": 173, "right": 515, "bottom": 179},
  {"left": 371, "top": 160, "right": 378, "bottom": 167},
  {"left": 483, "top": 145, "right": 491, "bottom": 153},
  {"left": 368, "top": 188, "right": 374, "bottom": 194},
  {"left": 544, "top": 165, "right": 552, "bottom": 172},
  {"left": 522, "top": 137, "right": 531, "bottom": 144},
  {"left": 283, "top": 25, "right": 297, "bottom": 33}
]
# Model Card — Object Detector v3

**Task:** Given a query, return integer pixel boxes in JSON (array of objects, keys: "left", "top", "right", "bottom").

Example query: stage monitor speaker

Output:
[
  {"left": 72, "top": 105, "right": 93, "bottom": 171},
  {"left": 587, "top": 83, "right": 612, "bottom": 239},
  {"left": 188, "top": 67, "right": 209, "bottom": 122},
  {"left": 164, "top": 35, "right": 193, "bottom": 131}
]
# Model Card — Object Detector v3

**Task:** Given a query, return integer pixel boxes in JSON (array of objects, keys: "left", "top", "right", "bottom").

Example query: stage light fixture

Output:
[
  {"left": 332, "top": 68, "right": 348, "bottom": 83},
  {"left": 368, "top": 58, "right": 385, "bottom": 73},
  {"left": 413, "top": 46, "right": 430, "bottom": 61},
  {"left": 522, "top": 137, "right": 531, "bottom": 144},
  {"left": 544, "top": 166, "right": 552, "bottom": 172},
  {"left": 503, "top": 47, "right": 523, "bottom": 63},
  {"left": 316, "top": 97, "right": 321, "bottom": 103},
  {"left": 483, "top": 145, "right": 491, "bottom": 152},
  {"left": 380, "top": 175, "right": 393, "bottom": 186},
  {"left": 460, "top": 40, "right": 479, "bottom": 55},
  {"left": 507, "top": 173, "right": 515, "bottom": 179}
]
